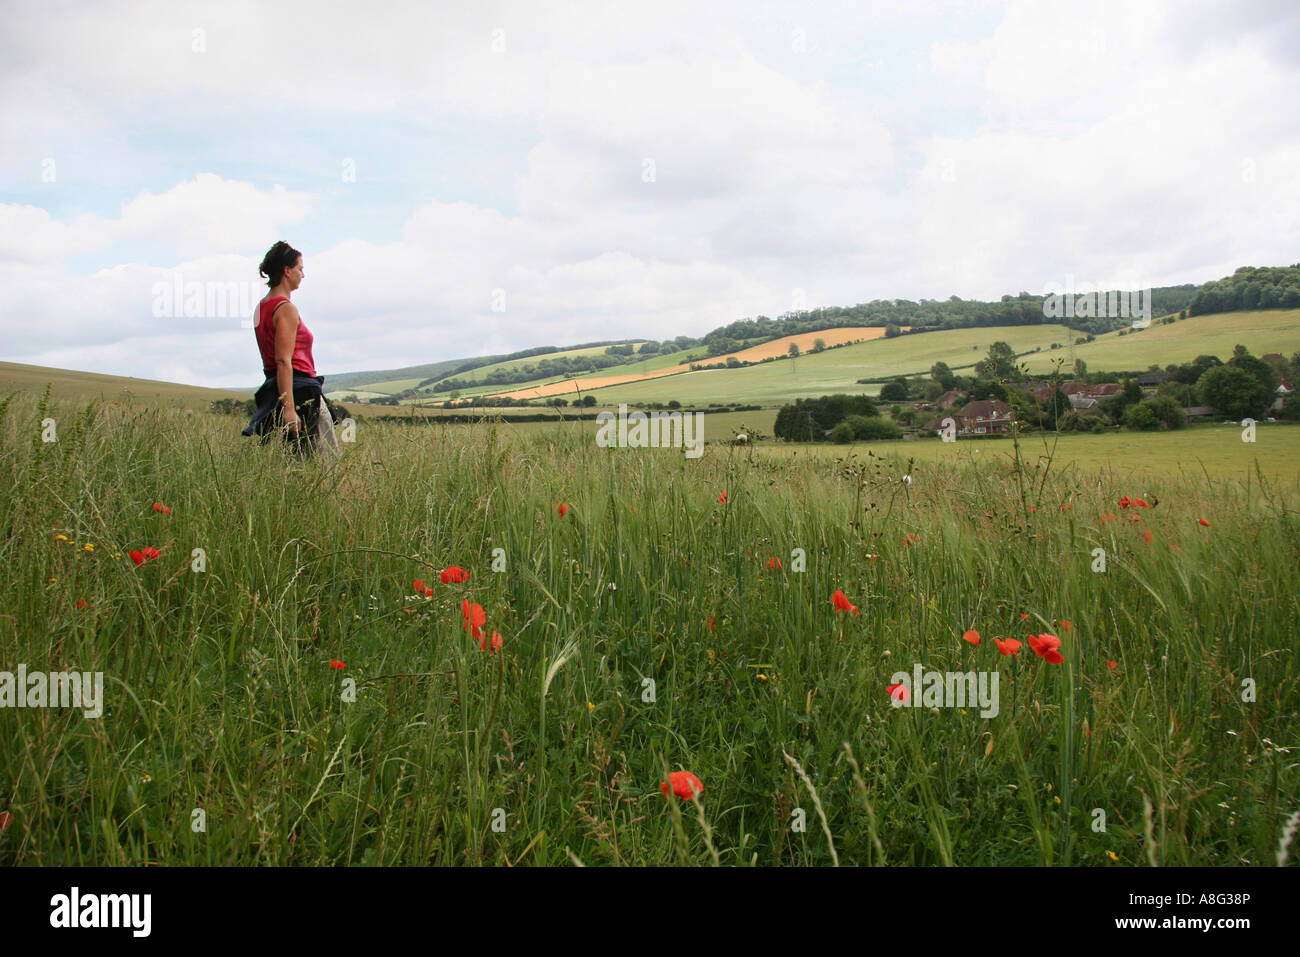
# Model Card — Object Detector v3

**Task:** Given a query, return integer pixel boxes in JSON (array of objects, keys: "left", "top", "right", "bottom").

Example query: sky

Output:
[{"left": 1, "top": 0, "right": 1297, "bottom": 389}]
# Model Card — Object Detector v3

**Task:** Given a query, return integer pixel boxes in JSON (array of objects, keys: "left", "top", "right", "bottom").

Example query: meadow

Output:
[{"left": 1, "top": 387, "right": 1297, "bottom": 866}]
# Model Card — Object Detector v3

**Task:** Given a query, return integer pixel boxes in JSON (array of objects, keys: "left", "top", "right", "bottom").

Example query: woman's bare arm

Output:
[{"left": 273, "top": 301, "right": 302, "bottom": 434}]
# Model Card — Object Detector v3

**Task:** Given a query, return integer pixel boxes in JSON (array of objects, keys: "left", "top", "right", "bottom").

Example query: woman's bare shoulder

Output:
[{"left": 271, "top": 299, "right": 300, "bottom": 322}]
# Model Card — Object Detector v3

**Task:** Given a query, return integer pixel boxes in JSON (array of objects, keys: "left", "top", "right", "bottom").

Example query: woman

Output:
[{"left": 242, "top": 241, "right": 339, "bottom": 458}]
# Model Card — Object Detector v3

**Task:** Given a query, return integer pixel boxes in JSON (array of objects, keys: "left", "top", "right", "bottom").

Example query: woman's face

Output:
[{"left": 287, "top": 256, "right": 305, "bottom": 290}]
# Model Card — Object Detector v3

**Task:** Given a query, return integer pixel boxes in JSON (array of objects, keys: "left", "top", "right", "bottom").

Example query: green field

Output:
[
  {"left": 752, "top": 424, "right": 1300, "bottom": 487},
  {"left": 0, "top": 361, "right": 248, "bottom": 412},
  {"left": 580, "top": 325, "right": 1079, "bottom": 406},
  {"left": 3, "top": 386, "right": 1295, "bottom": 866},
  {"left": 1022, "top": 310, "right": 1300, "bottom": 375}
]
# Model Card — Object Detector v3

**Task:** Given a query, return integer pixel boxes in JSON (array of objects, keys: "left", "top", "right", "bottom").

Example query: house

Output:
[
  {"left": 1184, "top": 406, "right": 1216, "bottom": 420},
  {"left": 1272, "top": 380, "right": 1294, "bottom": 412},
  {"left": 927, "top": 399, "right": 1016, "bottom": 436},
  {"left": 1068, "top": 395, "right": 1098, "bottom": 410},
  {"left": 935, "top": 389, "right": 968, "bottom": 408},
  {"left": 1089, "top": 383, "right": 1122, "bottom": 397},
  {"left": 1138, "top": 373, "right": 1170, "bottom": 387}
]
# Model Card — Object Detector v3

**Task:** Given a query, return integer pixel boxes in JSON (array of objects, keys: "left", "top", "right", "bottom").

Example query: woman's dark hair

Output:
[{"left": 259, "top": 241, "right": 302, "bottom": 289}]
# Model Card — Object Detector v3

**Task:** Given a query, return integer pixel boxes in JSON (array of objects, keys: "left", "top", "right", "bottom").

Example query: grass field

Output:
[
  {"left": 1021, "top": 310, "right": 1300, "bottom": 375},
  {"left": 577, "top": 325, "right": 1079, "bottom": 406},
  {"left": 2, "top": 386, "right": 1295, "bottom": 866}
]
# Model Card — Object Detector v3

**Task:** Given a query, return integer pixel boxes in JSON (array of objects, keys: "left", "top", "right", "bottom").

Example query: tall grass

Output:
[{"left": 0, "top": 390, "right": 1296, "bottom": 865}]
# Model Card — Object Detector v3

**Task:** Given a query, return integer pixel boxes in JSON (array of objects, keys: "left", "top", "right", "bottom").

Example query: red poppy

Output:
[
  {"left": 831, "top": 589, "right": 859, "bottom": 617},
  {"left": 329, "top": 661, "right": 347, "bottom": 669},
  {"left": 555, "top": 503, "right": 569, "bottom": 518},
  {"left": 74, "top": 599, "right": 89, "bottom": 610},
  {"left": 994, "top": 636, "right": 1022, "bottom": 657},
  {"left": 1028, "top": 506, "right": 1037, "bottom": 513},
  {"left": 152, "top": 502, "right": 171, "bottom": 515},
  {"left": 129, "top": 546, "right": 161, "bottom": 567},
  {"left": 1060, "top": 503, "right": 1073, "bottom": 511},
  {"left": 1133, "top": 498, "right": 1149, "bottom": 509},
  {"left": 1198, "top": 518, "right": 1211, "bottom": 527},
  {"left": 886, "top": 682, "right": 910, "bottom": 704},
  {"left": 1118, "top": 496, "right": 1130, "bottom": 509},
  {"left": 766, "top": 556, "right": 783, "bottom": 570},
  {"left": 0, "top": 811, "right": 10, "bottom": 831},
  {"left": 718, "top": 491, "right": 728, "bottom": 504},
  {"left": 1106, "top": 660, "right": 1117, "bottom": 670},
  {"left": 461, "top": 599, "right": 486, "bottom": 640},
  {"left": 1100, "top": 512, "right": 1117, "bottom": 523},
  {"left": 962, "top": 629, "right": 980, "bottom": 645},
  {"left": 479, "top": 631, "right": 503, "bottom": 653},
  {"left": 706, "top": 616, "right": 716, "bottom": 631},
  {"left": 1170, "top": 544, "right": 1182, "bottom": 552},
  {"left": 413, "top": 579, "right": 427, "bottom": 593},
  {"left": 1142, "top": 529, "right": 1153, "bottom": 544},
  {"left": 440, "top": 566, "right": 469, "bottom": 584},
  {"left": 902, "top": 532, "right": 918, "bottom": 545},
  {"left": 1059, "top": 619, "right": 1072, "bottom": 633},
  {"left": 424, "top": 586, "right": 434, "bottom": 597},
  {"left": 1019, "top": 613, "right": 1030, "bottom": 621},
  {"left": 1027, "top": 633, "right": 1065, "bottom": 664},
  {"left": 661, "top": 770, "right": 704, "bottom": 801}
]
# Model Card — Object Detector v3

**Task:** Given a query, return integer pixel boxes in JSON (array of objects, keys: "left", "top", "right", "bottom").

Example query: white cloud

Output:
[{"left": 1, "top": 0, "right": 1298, "bottom": 387}]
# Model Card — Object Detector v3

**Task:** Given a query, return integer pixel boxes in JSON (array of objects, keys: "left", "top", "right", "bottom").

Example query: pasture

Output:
[{"left": 1, "top": 387, "right": 1295, "bottom": 866}]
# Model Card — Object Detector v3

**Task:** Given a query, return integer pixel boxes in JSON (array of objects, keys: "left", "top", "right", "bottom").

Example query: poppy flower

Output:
[
  {"left": 831, "top": 589, "right": 859, "bottom": 617},
  {"left": 1027, "top": 633, "right": 1065, "bottom": 664},
  {"left": 1019, "top": 613, "right": 1030, "bottom": 621},
  {"left": 767, "top": 556, "right": 783, "bottom": 570},
  {"left": 1060, "top": 503, "right": 1073, "bottom": 512},
  {"left": 129, "top": 547, "right": 161, "bottom": 567},
  {"left": 329, "top": 661, "right": 347, "bottom": 669},
  {"left": 1100, "top": 512, "right": 1117, "bottom": 523},
  {"left": 1059, "top": 619, "right": 1072, "bottom": 633},
  {"left": 886, "top": 682, "right": 910, "bottom": 704},
  {"left": 0, "top": 811, "right": 10, "bottom": 831},
  {"left": 1142, "top": 529, "right": 1153, "bottom": 544},
  {"left": 440, "top": 566, "right": 469, "bottom": 584},
  {"left": 706, "top": 616, "right": 716, "bottom": 631},
  {"left": 461, "top": 599, "right": 486, "bottom": 640},
  {"left": 994, "top": 636, "right": 1022, "bottom": 657},
  {"left": 1106, "top": 660, "right": 1117, "bottom": 670},
  {"left": 479, "top": 631, "right": 503, "bottom": 653},
  {"left": 1118, "top": 496, "right": 1131, "bottom": 509},
  {"left": 661, "top": 770, "right": 704, "bottom": 802},
  {"left": 1133, "top": 498, "right": 1149, "bottom": 509},
  {"left": 74, "top": 599, "right": 89, "bottom": 610},
  {"left": 962, "top": 629, "right": 980, "bottom": 645},
  {"left": 413, "top": 579, "right": 427, "bottom": 593},
  {"left": 424, "top": 586, "right": 434, "bottom": 597},
  {"left": 555, "top": 503, "right": 569, "bottom": 518},
  {"left": 152, "top": 502, "right": 171, "bottom": 515},
  {"left": 1198, "top": 518, "right": 1211, "bottom": 527},
  {"left": 1028, "top": 506, "right": 1037, "bottom": 513},
  {"left": 1170, "top": 544, "right": 1182, "bottom": 552},
  {"left": 902, "top": 532, "right": 918, "bottom": 545},
  {"left": 718, "top": 491, "right": 728, "bottom": 504}
]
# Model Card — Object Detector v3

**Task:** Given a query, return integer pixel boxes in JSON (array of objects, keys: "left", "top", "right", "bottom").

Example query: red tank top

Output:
[{"left": 255, "top": 296, "right": 316, "bottom": 378}]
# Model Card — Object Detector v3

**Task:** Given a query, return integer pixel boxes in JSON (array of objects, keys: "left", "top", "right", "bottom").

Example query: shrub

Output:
[
  {"left": 845, "top": 415, "right": 903, "bottom": 440},
  {"left": 830, "top": 422, "right": 855, "bottom": 443}
]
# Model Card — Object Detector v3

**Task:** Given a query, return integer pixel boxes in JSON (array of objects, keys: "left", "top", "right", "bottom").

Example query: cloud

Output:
[{"left": 0, "top": 0, "right": 1298, "bottom": 388}]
